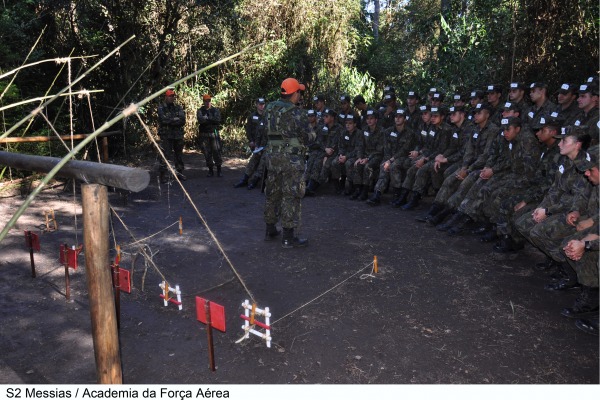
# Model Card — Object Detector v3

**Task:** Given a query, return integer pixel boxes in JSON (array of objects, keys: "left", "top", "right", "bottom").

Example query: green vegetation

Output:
[{"left": 1, "top": 0, "right": 598, "bottom": 166}]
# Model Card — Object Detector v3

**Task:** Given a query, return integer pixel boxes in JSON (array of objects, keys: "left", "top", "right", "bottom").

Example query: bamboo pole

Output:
[
  {"left": 81, "top": 184, "right": 122, "bottom": 384},
  {"left": 0, "top": 131, "right": 121, "bottom": 144}
]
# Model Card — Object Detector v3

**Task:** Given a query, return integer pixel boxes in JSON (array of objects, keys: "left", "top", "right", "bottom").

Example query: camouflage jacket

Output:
[
  {"left": 357, "top": 125, "right": 384, "bottom": 160},
  {"left": 526, "top": 99, "right": 557, "bottom": 128},
  {"left": 319, "top": 122, "right": 342, "bottom": 154},
  {"left": 338, "top": 128, "right": 361, "bottom": 159},
  {"left": 197, "top": 106, "right": 221, "bottom": 135},
  {"left": 157, "top": 102, "right": 186, "bottom": 139},
  {"left": 420, "top": 122, "right": 452, "bottom": 159},
  {"left": 445, "top": 119, "right": 475, "bottom": 164},
  {"left": 488, "top": 128, "right": 541, "bottom": 185},
  {"left": 520, "top": 140, "right": 561, "bottom": 204},
  {"left": 538, "top": 153, "right": 593, "bottom": 215},
  {"left": 463, "top": 121, "right": 500, "bottom": 171},
  {"left": 264, "top": 99, "right": 311, "bottom": 148},
  {"left": 383, "top": 125, "right": 415, "bottom": 163}
]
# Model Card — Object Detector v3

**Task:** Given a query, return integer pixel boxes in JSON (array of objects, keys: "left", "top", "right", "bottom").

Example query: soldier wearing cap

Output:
[
  {"left": 526, "top": 82, "right": 557, "bottom": 129},
  {"left": 234, "top": 97, "right": 268, "bottom": 189},
  {"left": 367, "top": 109, "right": 415, "bottom": 205},
  {"left": 157, "top": 88, "right": 187, "bottom": 183},
  {"left": 305, "top": 109, "right": 342, "bottom": 196},
  {"left": 405, "top": 91, "right": 421, "bottom": 130},
  {"left": 514, "top": 126, "right": 592, "bottom": 289},
  {"left": 574, "top": 82, "right": 599, "bottom": 145},
  {"left": 197, "top": 93, "right": 223, "bottom": 177},
  {"left": 430, "top": 92, "right": 444, "bottom": 108},
  {"left": 353, "top": 95, "right": 369, "bottom": 128},
  {"left": 435, "top": 103, "right": 501, "bottom": 231},
  {"left": 561, "top": 145, "right": 599, "bottom": 335},
  {"left": 313, "top": 94, "right": 327, "bottom": 125},
  {"left": 330, "top": 114, "right": 362, "bottom": 195},
  {"left": 467, "top": 89, "right": 485, "bottom": 121},
  {"left": 350, "top": 109, "right": 384, "bottom": 201},
  {"left": 416, "top": 105, "right": 476, "bottom": 222},
  {"left": 556, "top": 83, "right": 580, "bottom": 126},
  {"left": 463, "top": 116, "right": 541, "bottom": 241},
  {"left": 485, "top": 84, "right": 504, "bottom": 126},
  {"left": 263, "top": 78, "right": 313, "bottom": 248},
  {"left": 381, "top": 93, "right": 398, "bottom": 129},
  {"left": 493, "top": 113, "right": 562, "bottom": 253},
  {"left": 508, "top": 82, "right": 530, "bottom": 118},
  {"left": 337, "top": 94, "right": 357, "bottom": 126},
  {"left": 399, "top": 106, "right": 453, "bottom": 210}
]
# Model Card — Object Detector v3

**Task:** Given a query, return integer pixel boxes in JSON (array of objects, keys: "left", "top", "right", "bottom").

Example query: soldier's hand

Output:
[
  {"left": 576, "top": 217, "right": 593, "bottom": 231},
  {"left": 532, "top": 207, "right": 547, "bottom": 223},
  {"left": 480, "top": 167, "right": 493, "bottom": 180},
  {"left": 563, "top": 239, "right": 584, "bottom": 261},
  {"left": 513, "top": 201, "right": 527, "bottom": 212},
  {"left": 338, "top": 155, "right": 347, "bottom": 164},
  {"left": 566, "top": 211, "right": 580, "bottom": 227},
  {"left": 415, "top": 158, "right": 425, "bottom": 168},
  {"left": 455, "top": 168, "right": 468, "bottom": 181},
  {"left": 383, "top": 161, "right": 391, "bottom": 172},
  {"left": 408, "top": 150, "right": 419, "bottom": 159}
]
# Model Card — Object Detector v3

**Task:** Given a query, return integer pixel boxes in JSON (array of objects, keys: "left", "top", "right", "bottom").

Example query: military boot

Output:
[
  {"left": 234, "top": 174, "right": 249, "bottom": 188},
  {"left": 264, "top": 223, "right": 280, "bottom": 241},
  {"left": 336, "top": 176, "right": 347, "bottom": 194},
  {"left": 247, "top": 177, "right": 259, "bottom": 190},
  {"left": 401, "top": 191, "right": 421, "bottom": 211},
  {"left": 305, "top": 179, "right": 319, "bottom": 196},
  {"left": 359, "top": 185, "right": 369, "bottom": 201},
  {"left": 561, "top": 287, "right": 599, "bottom": 318},
  {"left": 206, "top": 167, "right": 214, "bottom": 177},
  {"left": 366, "top": 190, "right": 382, "bottom": 206},
  {"left": 350, "top": 185, "right": 362, "bottom": 200},
  {"left": 216, "top": 165, "right": 223, "bottom": 177},
  {"left": 344, "top": 180, "right": 354, "bottom": 196},
  {"left": 493, "top": 235, "right": 524, "bottom": 253},
  {"left": 446, "top": 213, "right": 473, "bottom": 236},
  {"left": 389, "top": 188, "right": 401, "bottom": 205},
  {"left": 281, "top": 228, "right": 308, "bottom": 248},
  {"left": 427, "top": 206, "right": 453, "bottom": 226},
  {"left": 575, "top": 315, "right": 599, "bottom": 336},
  {"left": 416, "top": 202, "right": 443, "bottom": 222},
  {"left": 391, "top": 188, "right": 409, "bottom": 208}
]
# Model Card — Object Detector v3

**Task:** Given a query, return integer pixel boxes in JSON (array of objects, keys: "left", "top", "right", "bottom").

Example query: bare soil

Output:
[{"left": 0, "top": 151, "right": 598, "bottom": 384}]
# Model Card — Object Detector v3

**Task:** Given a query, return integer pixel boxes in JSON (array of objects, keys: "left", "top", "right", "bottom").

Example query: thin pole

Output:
[
  {"left": 27, "top": 231, "right": 36, "bottom": 278},
  {"left": 205, "top": 301, "right": 216, "bottom": 372},
  {"left": 81, "top": 184, "right": 123, "bottom": 384}
]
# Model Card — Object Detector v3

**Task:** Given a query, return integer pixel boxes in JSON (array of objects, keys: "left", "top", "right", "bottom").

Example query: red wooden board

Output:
[
  {"left": 24, "top": 231, "right": 40, "bottom": 251},
  {"left": 196, "top": 297, "right": 226, "bottom": 333},
  {"left": 118, "top": 268, "right": 131, "bottom": 293},
  {"left": 60, "top": 244, "right": 81, "bottom": 270}
]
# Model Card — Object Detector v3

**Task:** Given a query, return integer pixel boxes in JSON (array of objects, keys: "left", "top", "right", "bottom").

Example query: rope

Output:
[
  {"left": 119, "top": 221, "right": 179, "bottom": 248},
  {"left": 135, "top": 112, "right": 257, "bottom": 303},
  {"left": 271, "top": 261, "right": 374, "bottom": 326}
]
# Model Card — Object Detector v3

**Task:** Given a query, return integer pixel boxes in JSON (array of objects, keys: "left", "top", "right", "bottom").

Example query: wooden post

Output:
[
  {"left": 27, "top": 231, "right": 36, "bottom": 278},
  {"left": 82, "top": 184, "right": 123, "bottom": 384},
  {"left": 205, "top": 301, "right": 216, "bottom": 372}
]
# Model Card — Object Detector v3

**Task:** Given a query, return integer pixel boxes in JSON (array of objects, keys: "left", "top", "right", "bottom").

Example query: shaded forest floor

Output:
[{"left": 0, "top": 150, "right": 598, "bottom": 384}]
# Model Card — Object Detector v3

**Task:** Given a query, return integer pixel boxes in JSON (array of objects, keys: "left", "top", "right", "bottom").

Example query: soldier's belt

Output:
[{"left": 269, "top": 144, "right": 305, "bottom": 155}]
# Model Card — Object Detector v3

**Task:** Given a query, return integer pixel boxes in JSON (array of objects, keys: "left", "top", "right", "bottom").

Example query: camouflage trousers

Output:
[
  {"left": 353, "top": 157, "right": 382, "bottom": 186},
  {"left": 410, "top": 160, "right": 454, "bottom": 196},
  {"left": 330, "top": 156, "right": 356, "bottom": 181},
  {"left": 433, "top": 167, "right": 465, "bottom": 205},
  {"left": 390, "top": 158, "right": 412, "bottom": 189},
  {"left": 304, "top": 150, "right": 326, "bottom": 182},
  {"left": 446, "top": 170, "right": 481, "bottom": 210},
  {"left": 374, "top": 161, "right": 391, "bottom": 192},
  {"left": 494, "top": 197, "right": 535, "bottom": 239},
  {"left": 199, "top": 133, "right": 222, "bottom": 167},
  {"left": 459, "top": 174, "right": 509, "bottom": 222},
  {"left": 244, "top": 150, "right": 264, "bottom": 179},
  {"left": 528, "top": 214, "right": 578, "bottom": 264},
  {"left": 158, "top": 137, "right": 184, "bottom": 173},
  {"left": 264, "top": 153, "right": 305, "bottom": 229},
  {"left": 319, "top": 155, "right": 335, "bottom": 183},
  {"left": 562, "top": 227, "right": 599, "bottom": 287}
]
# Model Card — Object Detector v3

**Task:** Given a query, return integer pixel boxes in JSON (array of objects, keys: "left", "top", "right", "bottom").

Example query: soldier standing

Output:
[
  {"left": 197, "top": 94, "right": 223, "bottom": 177},
  {"left": 263, "top": 78, "right": 313, "bottom": 248},
  {"left": 157, "top": 88, "right": 186, "bottom": 183}
]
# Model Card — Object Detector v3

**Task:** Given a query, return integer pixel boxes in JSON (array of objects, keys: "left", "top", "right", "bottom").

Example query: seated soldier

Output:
[
  {"left": 350, "top": 109, "right": 384, "bottom": 201},
  {"left": 329, "top": 114, "right": 361, "bottom": 195}
]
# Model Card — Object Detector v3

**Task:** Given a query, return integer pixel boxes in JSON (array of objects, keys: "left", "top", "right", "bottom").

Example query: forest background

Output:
[{"left": 0, "top": 0, "right": 598, "bottom": 174}]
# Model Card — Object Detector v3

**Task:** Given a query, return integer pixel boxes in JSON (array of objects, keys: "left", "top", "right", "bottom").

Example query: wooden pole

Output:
[
  {"left": 0, "top": 131, "right": 122, "bottom": 144},
  {"left": 0, "top": 151, "right": 149, "bottom": 192},
  {"left": 205, "top": 301, "right": 216, "bottom": 372},
  {"left": 82, "top": 184, "right": 123, "bottom": 384},
  {"left": 27, "top": 231, "right": 36, "bottom": 278}
]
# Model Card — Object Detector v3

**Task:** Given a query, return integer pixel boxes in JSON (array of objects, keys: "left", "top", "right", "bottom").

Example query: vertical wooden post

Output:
[
  {"left": 102, "top": 137, "right": 109, "bottom": 162},
  {"left": 27, "top": 231, "right": 36, "bottom": 278},
  {"left": 81, "top": 184, "right": 123, "bottom": 384},
  {"left": 205, "top": 301, "right": 216, "bottom": 371}
]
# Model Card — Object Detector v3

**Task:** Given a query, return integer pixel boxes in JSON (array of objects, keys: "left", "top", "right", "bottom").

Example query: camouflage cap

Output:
[
  {"left": 474, "top": 103, "right": 491, "bottom": 112},
  {"left": 407, "top": 90, "right": 419, "bottom": 98},
  {"left": 449, "top": 105, "right": 466, "bottom": 113},
  {"left": 529, "top": 82, "right": 548, "bottom": 90},
  {"left": 395, "top": 108, "right": 407, "bottom": 116},
  {"left": 340, "top": 94, "right": 350, "bottom": 103},
  {"left": 553, "top": 125, "right": 589, "bottom": 140},
  {"left": 307, "top": 109, "right": 316, "bottom": 116},
  {"left": 470, "top": 90, "right": 485, "bottom": 99},
  {"left": 500, "top": 116, "right": 522, "bottom": 128},
  {"left": 313, "top": 94, "right": 325, "bottom": 102},
  {"left": 366, "top": 108, "right": 379, "bottom": 118},
  {"left": 324, "top": 108, "right": 337, "bottom": 117},
  {"left": 574, "top": 145, "right": 599, "bottom": 172},
  {"left": 431, "top": 92, "right": 445, "bottom": 101},
  {"left": 557, "top": 83, "right": 577, "bottom": 95},
  {"left": 502, "top": 101, "right": 519, "bottom": 111},
  {"left": 419, "top": 105, "right": 431, "bottom": 113},
  {"left": 509, "top": 82, "right": 527, "bottom": 91},
  {"left": 539, "top": 111, "right": 564, "bottom": 128},
  {"left": 430, "top": 106, "right": 446, "bottom": 115},
  {"left": 578, "top": 83, "right": 599, "bottom": 96},
  {"left": 485, "top": 84, "right": 503, "bottom": 93}
]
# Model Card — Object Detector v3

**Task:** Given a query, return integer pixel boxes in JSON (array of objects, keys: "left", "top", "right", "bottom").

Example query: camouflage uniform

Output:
[
  {"left": 197, "top": 105, "right": 222, "bottom": 168},
  {"left": 303, "top": 121, "right": 325, "bottom": 182},
  {"left": 377, "top": 124, "right": 415, "bottom": 192},
  {"left": 493, "top": 139, "right": 561, "bottom": 238},
  {"left": 243, "top": 109, "right": 267, "bottom": 179},
  {"left": 444, "top": 121, "right": 500, "bottom": 208},
  {"left": 562, "top": 225, "right": 599, "bottom": 287},
  {"left": 330, "top": 127, "right": 360, "bottom": 181},
  {"left": 263, "top": 100, "right": 311, "bottom": 229},
  {"left": 157, "top": 101, "right": 186, "bottom": 174},
  {"left": 525, "top": 98, "right": 556, "bottom": 129},
  {"left": 515, "top": 153, "right": 593, "bottom": 253},
  {"left": 317, "top": 122, "right": 342, "bottom": 184},
  {"left": 405, "top": 120, "right": 454, "bottom": 195}
]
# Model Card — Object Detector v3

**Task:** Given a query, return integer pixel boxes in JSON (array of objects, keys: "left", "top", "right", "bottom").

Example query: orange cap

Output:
[
  {"left": 165, "top": 89, "right": 176, "bottom": 97},
  {"left": 202, "top": 94, "right": 212, "bottom": 101},
  {"left": 281, "top": 78, "right": 305, "bottom": 95}
]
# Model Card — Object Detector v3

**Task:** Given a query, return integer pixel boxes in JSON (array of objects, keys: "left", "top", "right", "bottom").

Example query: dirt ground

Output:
[{"left": 0, "top": 150, "right": 598, "bottom": 385}]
